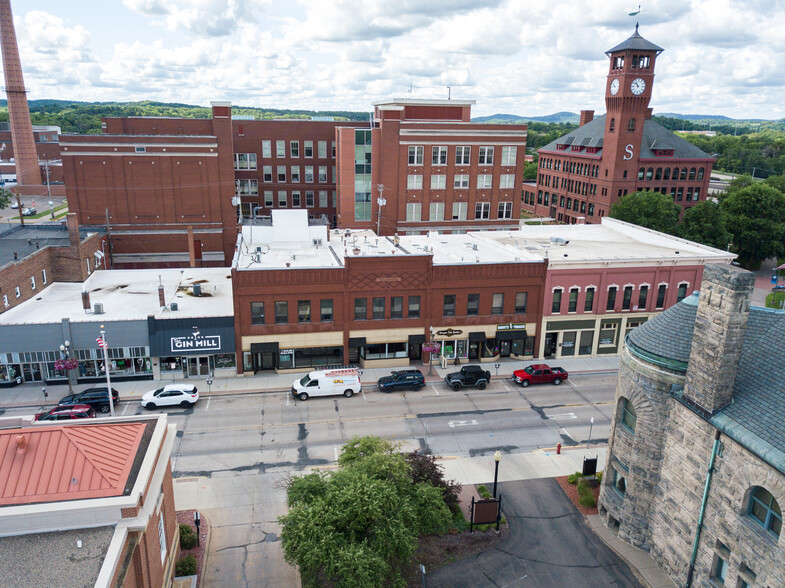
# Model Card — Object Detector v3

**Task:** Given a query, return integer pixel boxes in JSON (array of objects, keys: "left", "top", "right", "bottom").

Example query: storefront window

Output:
[
  {"left": 524, "top": 336, "right": 535, "bottom": 356},
  {"left": 481, "top": 340, "right": 499, "bottom": 358},
  {"left": 364, "top": 343, "right": 407, "bottom": 360},
  {"left": 442, "top": 340, "right": 456, "bottom": 359},
  {"left": 161, "top": 357, "right": 183, "bottom": 372},
  {"left": 579, "top": 331, "right": 594, "bottom": 355},
  {"left": 243, "top": 352, "right": 253, "bottom": 372},
  {"left": 599, "top": 322, "right": 618, "bottom": 346},
  {"left": 214, "top": 353, "right": 236, "bottom": 369},
  {"left": 293, "top": 346, "right": 343, "bottom": 368}
]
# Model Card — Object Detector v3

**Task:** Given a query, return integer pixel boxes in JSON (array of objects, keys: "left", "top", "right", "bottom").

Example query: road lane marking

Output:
[
  {"left": 334, "top": 446, "right": 339, "bottom": 461},
  {"left": 548, "top": 412, "right": 577, "bottom": 420},
  {"left": 204, "top": 398, "right": 211, "bottom": 412},
  {"left": 448, "top": 419, "right": 479, "bottom": 428},
  {"left": 502, "top": 381, "right": 512, "bottom": 392},
  {"left": 121, "top": 404, "right": 129, "bottom": 417},
  {"left": 561, "top": 428, "right": 574, "bottom": 440},
  {"left": 431, "top": 384, "right": 440, "bottom": 396}
]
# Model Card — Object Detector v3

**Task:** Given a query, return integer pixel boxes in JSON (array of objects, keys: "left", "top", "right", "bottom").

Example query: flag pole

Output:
[{"left": 100, "top": 325, "right": 115, "bottom": 418}]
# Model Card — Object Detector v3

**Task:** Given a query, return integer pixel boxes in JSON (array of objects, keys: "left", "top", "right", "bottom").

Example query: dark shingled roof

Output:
[
  {"left": 606, "top": 26, "right": 664, "bottom": 55},
  {"left": 539, "top": 114, "right": 712, "bottom": 161},
  {"left": 626, "top": 292, "right": 698, "bottom": 370}
]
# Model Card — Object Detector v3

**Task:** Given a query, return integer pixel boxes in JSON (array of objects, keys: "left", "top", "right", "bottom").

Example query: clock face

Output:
[
  {"left": 631, "top": 78, "right": 646, "bottom": 95},
  {"left": 610, "top": 78, "right": 620, "bottom": 96}
]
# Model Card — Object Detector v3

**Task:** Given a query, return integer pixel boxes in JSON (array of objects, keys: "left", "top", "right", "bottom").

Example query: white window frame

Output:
[
  {"left": 478, "top": 146, "right": 494, "bottom": 165},
  {"left": 264, "top": 191, "right": 274, "bottom": 207},
  {"left": 452, "top": 202, "right": 467, "bottom": 220},
  {"left": 432, "top": 146, "right": 447, "bottom": 165},
  {"left": 454, "top": 174, "right": 469, "bottom": 189},
  {"left": 455, "top": 146, "right": 470, "bottom": 165},
  {"left": 498, "top": 201, "right": 513, "bottom": 219},
  {"left": 30, "top": 276, "right": 36, "bottom": 290},
  {"left": 318, "top": 166, "right": 327, "bottom": 183},
  {"left": 158, "top": 509, "right": 167, "bottom": 563},
  {"left": 429, "top": 201, "right": 444, "bottom": 221},
  {"left": 500, "top": 174, "right": 516, "bottom": 189},
  {"left": 42, "top": 269, "right": 47, "bottom": 285},
  {"left": 431, "top": 174, "right": 446, "bottom": 189},
  {"left": 237, "top": 179, "right": 258, "bottom": 195},
  {"left": 501, "top": 146, "right": 517, "bottom": 166},
  {"left": 277, "top": 165, "right": 286, "bottom": 182},
  {"left": 292, "top": 191, "right": 301, "bottom": 207},
  {"left": 2, "top": 294, "right": 8, "bottom": 307},
  {"left": 234, "top": 153, "right": 257, "bottom": 170},
  {"left": 406, "top": 202, "right": 422, "bottom": 221},
  {"left": 408, "top": 146, "right": 424, "bottom": 165},
  {"left": 276, "top": 140, "right": 285, "bottom": 158},
  {"left": 291, "top": 166, "right": 300, "bottom": 183},
  {"left": 262, "top": 140, "right": 271, "bottom": 158},
  {"left": 407, "top": 174, "right": 423, "bottom": 189},
  {"left": 475, "top": 202, "right": 490, "bottom": 219},
  {"left": 290, "top": 140, "right": 299, "bottom": 157},
  {"left": 304, "top": 141, "right": 313, "bottom": 157},
  {"left": 278, "top": 191, "right": 287, "bottom": 207},
  {"left": 305, "top": 166, "right": 314, "bottom": 183},
  {"left": 306, "top": 190, "right": 314, "bottom": 207},
  {"left": 262, "top": 166, "right": 272, "bottom": 183},
  {"left": 319, "top": 190, "right": 328, "bottom": 207},
  {"left": 477, "top": 174, "right": 492, "bottom": 189},
  {"left": 318, "top": 141, "right": 327, "bottom": 158}
]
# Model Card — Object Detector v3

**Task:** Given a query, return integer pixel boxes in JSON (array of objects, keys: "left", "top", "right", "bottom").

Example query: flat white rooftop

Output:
[{"left": 0, "top": 268, "right": 233, "bottom": 325}]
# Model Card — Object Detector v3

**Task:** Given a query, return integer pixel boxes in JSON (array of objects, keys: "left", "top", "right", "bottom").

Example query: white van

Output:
[{"left": 292, "top": 368, "right": 362, "bottom": 401}]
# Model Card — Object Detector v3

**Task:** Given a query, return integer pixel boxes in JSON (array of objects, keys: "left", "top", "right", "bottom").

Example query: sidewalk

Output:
[{"left": 0, "top": 355, "right": 621, "bottom": 408}]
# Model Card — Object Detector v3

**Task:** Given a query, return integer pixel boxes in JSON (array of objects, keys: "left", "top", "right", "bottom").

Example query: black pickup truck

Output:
[{"left": 444, "top": 365, "right": 492, "bottom": 391}]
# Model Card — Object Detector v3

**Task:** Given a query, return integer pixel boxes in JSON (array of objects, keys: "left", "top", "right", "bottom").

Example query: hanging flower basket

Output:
[
  {"left": 422, "top": 341, "right": 441, "bottom": 355},
  {"left": 54, "top": 358, "right": 80, "bottom": 372}
]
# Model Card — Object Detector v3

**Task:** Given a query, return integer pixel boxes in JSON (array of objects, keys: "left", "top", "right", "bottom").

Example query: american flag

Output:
[{"left": 96, "top": 336, "right": 108, "bottom": 349}]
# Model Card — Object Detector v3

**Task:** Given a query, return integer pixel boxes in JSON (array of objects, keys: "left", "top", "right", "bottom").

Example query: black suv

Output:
[
  {"left": 377, "top": 370, "right": 425, "bottom": 392},
  {"left": 58, "top": 387, "right": 120, "bottom": 413}
]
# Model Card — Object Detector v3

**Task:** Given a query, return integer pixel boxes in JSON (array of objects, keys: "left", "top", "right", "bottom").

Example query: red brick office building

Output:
[
  {"left": 337, "top": 99, "right": 527, "bottom": 235},
  {"left": 523, "top": 26, "right": 713, "bottom": 224}
]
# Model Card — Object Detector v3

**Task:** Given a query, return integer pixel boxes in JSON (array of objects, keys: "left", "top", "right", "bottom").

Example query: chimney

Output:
[
  {"left": 683, "top": 264, "right": 755, "bottom": 414},
  {"left": 81, "top": 290, "right": 91, "bottom": 310},
  {"left": 15, "top": 434, "right": 26, "bottom": 451},
  {"left": 579, "top": 110, "right": 594, "bottom": 127},
  {"left": 187, "top": 226, "right": 196, "bottom": 268},
  {"left": 66, "top": 213, "right": 80, "bottom": 251}
]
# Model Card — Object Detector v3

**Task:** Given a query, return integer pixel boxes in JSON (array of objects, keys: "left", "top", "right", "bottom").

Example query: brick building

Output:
[
  {"left": 523, "top": 26, "right": 714, "bottom": 223},
  {"left": 0, "top": 212, "right": 105, "bottom": 317},
  {"left": 336, "top": 99, "right": 527, "bottom": 235},
  {"left": 0, "top": 413, "right": 180, "bottom": 588},
  {"left": 599, "top": 264, "right": 784, "bottom": 587}
]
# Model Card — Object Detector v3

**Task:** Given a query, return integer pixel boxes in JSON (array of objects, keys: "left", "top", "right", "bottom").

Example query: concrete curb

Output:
[{"left": 198, "top": 512, "right": 212, "bottom": 588}]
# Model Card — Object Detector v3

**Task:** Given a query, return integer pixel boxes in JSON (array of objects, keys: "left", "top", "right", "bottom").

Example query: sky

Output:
[{"left": 5, "top": 0, "right": 785, "bottom": 119}]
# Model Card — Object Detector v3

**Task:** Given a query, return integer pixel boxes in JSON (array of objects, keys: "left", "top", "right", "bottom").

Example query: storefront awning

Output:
[
  {"left": 495, "top": 330, "right": 526, "bottom": 341},
  {"left": 251, "top": 342, "right": 279, "bottom": 353},
  {"left": 469, "top": 332, "right": 486, "bottom": 342},
  {"left": 348, "top": 337, "right": 366, "bottom": 347},
  {"left": 408, "top": 334, "right": 426, "bottom": 345}
]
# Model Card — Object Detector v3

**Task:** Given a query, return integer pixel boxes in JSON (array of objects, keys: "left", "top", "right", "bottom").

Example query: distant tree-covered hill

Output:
[{"left": 472, "top": 111, "right": 579, "bottom": 124}]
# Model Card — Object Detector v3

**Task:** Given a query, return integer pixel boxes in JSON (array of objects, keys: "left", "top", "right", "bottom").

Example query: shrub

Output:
[
  {"left": 476, "top": 484, "right": 491, "bottom": 499},
  {"left": 179, "top": 524, "right": 198, "bottom": 550},
  {"left": 567, "top": 471, "right": 581, "bottom": 485},
  {"left": 406, "top": 450, "right": 462, "bottom": 513},
  {"left": 577, "top": 481, "right": 597, "bottom": 508},
  {"left": 596, "top": 471, "right": 603, "bottom": 483},
  {"left": 175, "top": 554, "right": 198, "bottom": 577}
]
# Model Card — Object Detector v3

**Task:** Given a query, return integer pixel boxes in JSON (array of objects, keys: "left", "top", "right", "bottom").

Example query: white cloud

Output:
[{"left": 124, "top": 0, "right": 270, "bottom": 37}]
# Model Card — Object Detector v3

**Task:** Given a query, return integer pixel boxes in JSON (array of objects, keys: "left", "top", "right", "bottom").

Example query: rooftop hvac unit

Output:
[
  {"left": 93, "top": 302, "right": 104, "bottom": 314},
  {"left": 193, "top": 284, "right": 202, "bottom": 296},
  {"left": 170, "top": 302, "right": 178, "bottom": 311}
]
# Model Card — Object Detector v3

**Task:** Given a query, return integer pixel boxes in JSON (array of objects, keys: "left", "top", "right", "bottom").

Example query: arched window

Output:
[
  {"left": 680, "top": 168, "right": 688, "bottom": 180},
  {"left": 627, "top": 118, "right": 636, "bottom": 131},
  {"left": 663, "top": 168, "right": 671, "bottom": 181},
  {"left": 655, "top": 167, "right": 662, "bottom": 180},
  {"left": 697, "top": 167, "right": 705, "bottom": 180},
  {"left": 689, "top": 167, "right": 696, "bottom": 180},
  {"left": 609, "top": 118, "right": 616, "bottom": 132},
  {"left": 646, "top": 168, "right": 653, "bottom": 180},
  {"left": 673, "top": 167, "right": 680, "bottom": 180},
  {"left": 620, "top": 398, "right": 637, "bottom": 433},
  {"left": 638, "top": 168, "right": 645, "bottom": 180},
  {"left": 749, "top": 487, "right": 782, "bottom": 537}
]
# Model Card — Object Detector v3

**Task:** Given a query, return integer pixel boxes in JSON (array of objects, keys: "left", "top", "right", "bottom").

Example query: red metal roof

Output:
[{"left": 0, "top": 422, "right": 146, "bottom": 506}]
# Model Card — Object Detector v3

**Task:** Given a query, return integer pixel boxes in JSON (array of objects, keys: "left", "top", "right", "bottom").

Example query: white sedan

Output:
[{"left": 141, "top": 385, "right": 199, "bottom": 409}]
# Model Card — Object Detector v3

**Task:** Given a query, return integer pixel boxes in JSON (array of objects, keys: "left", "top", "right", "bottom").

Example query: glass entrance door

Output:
[
  {"left": 561, "top": 331, "right": 577, "bottom": 356},
  {"left": 499, "top": 340, "right": 511, "bottom": 357},
  {"left": 254, "top": 352, "right": 275, "bottom": 372},
  {"left": 185, "top": 356, "right": 213, "bottom": 377},
  {"left": 23, "top": 363, "right": 42, "bottom": 382},
  {"left": 544, "top": 333, "right": 558, "bottom": 358}
]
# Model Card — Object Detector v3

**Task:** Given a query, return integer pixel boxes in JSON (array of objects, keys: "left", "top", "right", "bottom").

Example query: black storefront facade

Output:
[{"left": 147, "top": 316, "right": 236, "bottom": 380}]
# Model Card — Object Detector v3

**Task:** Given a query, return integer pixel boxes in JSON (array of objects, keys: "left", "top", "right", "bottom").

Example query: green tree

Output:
[
  {"left": 0, "top": 187, "right": 12, "bottom": 209},
  {"left": 677, "top": 201, "right": 732, "bottom": 250},
  {"left": 721, "top": 182, "right": 785, "bottom": 268},
  {"left": 608, "top": 190, "right": 681, "bottom": 234},
  {"left": 523, "top": 160, "right": 537, "bottom": 180}
]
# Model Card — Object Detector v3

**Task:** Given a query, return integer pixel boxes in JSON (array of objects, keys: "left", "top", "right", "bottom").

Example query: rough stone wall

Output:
[{"left": 598, "top": 346, "right": 684, "bottom": 550}]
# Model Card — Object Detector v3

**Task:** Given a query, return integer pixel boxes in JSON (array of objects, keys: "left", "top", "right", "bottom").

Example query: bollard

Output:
[{"left": 556, "top": 443, "right": 561, "bottom": 455}]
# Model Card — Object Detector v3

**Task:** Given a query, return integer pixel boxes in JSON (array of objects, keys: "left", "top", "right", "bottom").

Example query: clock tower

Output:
[{"left": 600, "top": 25, "right": 664, "bottom": 198}]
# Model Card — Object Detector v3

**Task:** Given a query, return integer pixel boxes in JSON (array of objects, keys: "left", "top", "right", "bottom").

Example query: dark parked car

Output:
[
  {"left": 58, "top": 387, "right": 119, "bottom": 413},
  {"left": 35, "top": 404, "right": 96, "bottom": 421},
  {"left": 22, "top": 207, "right": 37, "bottom": 216},
  {"left": 444, "top": 365, "right": 492, "bottom": 391},
  {"left": 377, "top": 369, "right": 425, "bottom": 392}
]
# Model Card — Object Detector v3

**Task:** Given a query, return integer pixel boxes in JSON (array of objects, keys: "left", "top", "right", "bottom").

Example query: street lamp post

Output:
[
  {"left": 59, "top": 340, "right": 74, "bottom": 393},
  {"left": 99, "top": 326, "right": 116, "bottom": 417},
  {"left": 493, "top": 450, "right": 501, "bottom": 498},
  {"left": 587, "top": 416, "right": 595, "bottom": 450}
]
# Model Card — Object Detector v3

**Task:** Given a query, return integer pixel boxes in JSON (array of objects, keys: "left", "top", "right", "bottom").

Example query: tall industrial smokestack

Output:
[{"left": 0, "top": 0, "right": 44, "bottom": 193}]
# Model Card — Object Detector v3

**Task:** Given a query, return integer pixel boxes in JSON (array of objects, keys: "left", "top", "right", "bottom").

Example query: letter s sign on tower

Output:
[{"left": 623, "top": 144, "right": 634, "bottom": 160}]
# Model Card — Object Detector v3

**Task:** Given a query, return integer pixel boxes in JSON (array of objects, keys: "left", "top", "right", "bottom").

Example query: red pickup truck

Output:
[{"left": 512, "top": 364, "right": 568, "bottom": 387}]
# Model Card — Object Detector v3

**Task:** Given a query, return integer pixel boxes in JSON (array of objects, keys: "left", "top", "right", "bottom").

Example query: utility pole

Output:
[{"left": 376, "top": 184, "right": 386, "bottom": 236}]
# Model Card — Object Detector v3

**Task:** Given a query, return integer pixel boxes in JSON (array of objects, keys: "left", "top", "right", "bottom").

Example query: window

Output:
[
  {"left": 432, "top": 146, "right": 447, "bottom": 165},
  {"left": 42, "top": 269, "right": 47, "bottom": 285},
  {"left": 515, "top": 292, "right": 527, "bottom": 313},
  {"left": 319, "top": 191, "right": 328, "bottom": 207},
  {"left": 15, "top": 286, "right": 20, "bottom": 298},
  {"left": 491, "top": 293, "right": 504, "bottom": 314},
  {"left": 477, "top": 174, "right": 492, "bottom": 189},
  {"left": 408, "top": 296, "right": 421, "bottom": 318},
  {"left": 291, "top": 191, "right": 301, "bottom": 207},
  {"left": 390, "top": 296, "right": 403, "bottom": 319},
  {"left": 30, "top": 276, "right": 36, "bottom": 290},
  {"left": 498, "top": 201, "right": 512, "bottom": 219},
  {"left": 749, "top": 487, "right": 782, "bottom": 537},
  {"left": 429, "top": 202, "right": 444, "bottom": 221},
  {"left": 290, "top": 141, "right": 299, "bottom": 157},
  {"left": 318, "top": 166, "right": 327, "bottom": 182},
  {"left": 158, "top": 509, "right": 167, "bottom": 563},
  {"left": 408, "top": 146, "right": 424, "bottom": 165},
  {"left": 443, "top": 294, "right": 456, "bottom": 316},
  {"left": 622, "top": 286, "right": 633, "bottom": 310},
  {"left": 263, "top": 165, "right": 273, "bottom": 182},
  {"left": 372, "top": 297, "right": 385, "bottom": 320},
  {"left": 501, "top": 146, "right": 517, "bottom": 166},
  {"left": 278, "top": 191, "right": 287, "bottom": 207},
  {"left": 234, "top": 153, "right": 258, "bottom": 170},
  {"left": 276, "top": 140, "right": 285, "bottom": 157},
  {"left": 711, "top": 553, "right": 728, "bottom": 585},
  {"left": 303, "top": 141, "right": 313, "bottom": 157},
  {"left": 452, "top": 202, "right": 467, "bottom": 220},
  {"left": 431, "top": 174, "right": 446, "bottom": 189},
  {"left": 318, "top": 141, "right": 327, "bottom": 158},
  {"left": 454, "top": 174, "right": 469, "bottom": 189},
  {"left": 275, "top": 301, "right": 288, "bottom": 323},
  {"left": 609, "top": 118, "right": 615, "bottom": 132},
  {"left": 585, "top": 287, "right": 595, "bottom": 312},
  {"left": 656, "top": 284, "right": 667, "bottom": 309},
  {"left": 354, "top": 298, "right": 367, "bottom": 320},
  {"left": 568, "top": 288, "right": 579, "bottom": 312},
  {"left": 277, "top": 165, "right": 286, "bottom": 182},
  {"left": 552, "top": 289, "right": 562, "bottom": 314},
  {"left": 627, "top": 118, "right": 636, "bottom": 132},
  {"left": 320, "top": 299, "right": 333, "bottom": 321},
  {"left": 264, "top": 191, "right": 273, "bottom": 207},
  {"left": 291, "top": 166, "right": 300, "bottom": 182},
  {"left": 306, "top": 191, "right": 314, "bottom": 207},
  {"left": 611, "top": 467, "right": 626, "bottom": 495},
  {"left": 475, "top": 202, "right": 490, "bottom": 219},
  {"left": 620, "top": 398, "right": 637, "bottom": 433},
  {"left": 407, "top": 174, "right": 423, "bottom": 189},
  {"left": 500, "top": 174, "right": 515, "bottom": 189},
  {"left": 298, "top": 300, "right": 311, "bottom": 322},
  {"left": 251, "top": 302, "right": 265, "bottom": 325},
  {"left": 305, "top": 166, "right": 314, "bottom": 182},
  {"left": 455, "top": 146, "right": 470, "bottom": 165},
  {"left": 2, "top": 294, "right": 7, "bottom": 307},
  {"left": 237, "top": 179, "right": 258, "bottom": 195},
  {"left": 606, "top": 286, "right": 617, "bottom": 311},
  {"left": 467, "top": 293, "right": 480, "bottom": 315},
  {"left": 262, "top": 140, "right": 271, "bottom": 158},
  {"left": 638, "top": 285, "right": 648, "bottom": 309},
  {"left": 677, "top": 283, "right": 688, "bottom": 302},
  {"left": 478, "top": 146, "right": 494, "bottom": 165},
  {"left": 406, "top": 202, "right": 422, "bottom": 221}
]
